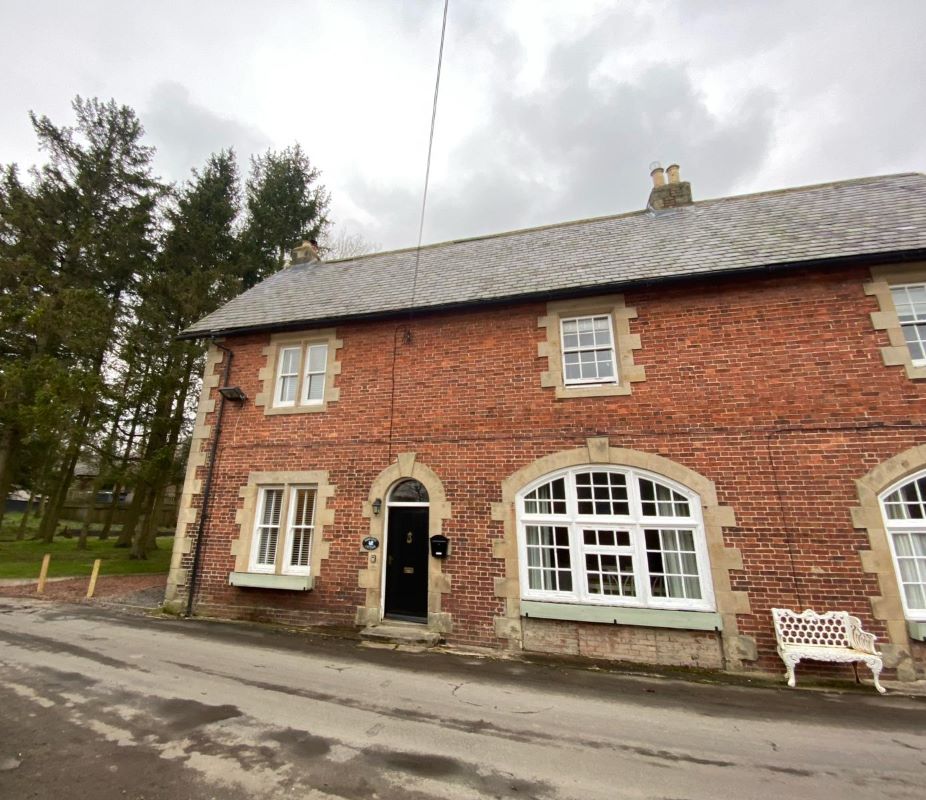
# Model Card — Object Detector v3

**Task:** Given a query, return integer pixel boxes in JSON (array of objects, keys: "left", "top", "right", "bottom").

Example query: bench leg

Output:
[
  {"left": 864, "top": 656, "right": 886, "bottom": 694},
  {"left": 782, "top": 654, "right": 800, "bottom": 688}
]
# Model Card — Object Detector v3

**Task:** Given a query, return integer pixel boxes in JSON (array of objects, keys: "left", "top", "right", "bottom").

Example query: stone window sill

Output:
[
  {"left": 228, "top": 572, "right": 314, "bottom": 591},
  {"left": 520, "top": 600, "right": 722, "bottom": 631}
]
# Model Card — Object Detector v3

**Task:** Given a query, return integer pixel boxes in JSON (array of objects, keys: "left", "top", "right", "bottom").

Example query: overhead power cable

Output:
[
  {"left": 408, "top": 0, "right": 450, "bottom": 311},
  {"left": 387, "top": 0, "right": 450, "bottom": 458}
]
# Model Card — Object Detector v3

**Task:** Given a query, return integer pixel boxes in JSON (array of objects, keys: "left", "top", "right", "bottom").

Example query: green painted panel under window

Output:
[
  {"left": 520, "top": 600, "right": 722, "bottom": 631},
  {"left": 228, "top": 572, "right": 314, "bottom": 591},
  {"left": 907, "top": 620, "right": 926, "bottom": 641}
]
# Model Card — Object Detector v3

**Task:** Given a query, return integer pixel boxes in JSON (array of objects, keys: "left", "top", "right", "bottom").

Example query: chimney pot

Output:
[
  {"left": 649, "top": 163, "right": 666, "bottom": 188},
  {"left": 666, "top": 164, "right": 680, "bottom": 184}
]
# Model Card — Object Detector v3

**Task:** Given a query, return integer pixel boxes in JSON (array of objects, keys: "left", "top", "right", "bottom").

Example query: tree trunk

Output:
[
  {"left": 77, "top": 511, "right": 91, "bottom": 550},
  {"left": 38, "top": 438, "right": 83, "bottom": 543},
  {"left": 131, "top": 485, "right": 160, "bottom": 559},
  {"left": 0, "top": 427, "right": 19, "bottom": 530},
  {"left": 116, "top": 484, "right": 147, "bottom": 548},
  {"left": 16, "top": 491, "right": 35, "bottom": 541},
  {"left": 99, "top": 482, "right": 121, "bottom": 540}
]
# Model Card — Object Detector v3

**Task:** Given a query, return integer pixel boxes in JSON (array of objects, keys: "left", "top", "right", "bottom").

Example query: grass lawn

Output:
[{"left": 0, "top": 533, "right": 174, "bottom": 580}]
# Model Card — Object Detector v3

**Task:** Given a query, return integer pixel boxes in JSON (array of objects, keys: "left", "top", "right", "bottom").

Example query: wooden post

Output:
[
  {"left": 86, "top": 559, "right": 101, "bottom": 599},
  {"left": 36, "top": 553, "right": 51, "bottom": 594}
]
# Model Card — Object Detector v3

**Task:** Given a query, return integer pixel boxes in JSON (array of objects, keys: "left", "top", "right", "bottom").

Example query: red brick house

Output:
[{"left": 166, "top": 168, "right": 926, "bottom": 683}]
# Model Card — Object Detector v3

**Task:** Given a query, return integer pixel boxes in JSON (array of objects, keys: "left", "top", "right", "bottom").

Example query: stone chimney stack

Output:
[
  {"left": 647, "top": 162, "right": 693, "bottom": 210},
  {"left": 290, "top": 239, "right": 321, "bottom": 266}
]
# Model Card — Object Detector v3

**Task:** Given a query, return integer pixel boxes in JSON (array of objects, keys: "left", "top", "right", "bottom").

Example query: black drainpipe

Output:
[{"left": 185, "top": 340, "right": 234, "bottom": 618}]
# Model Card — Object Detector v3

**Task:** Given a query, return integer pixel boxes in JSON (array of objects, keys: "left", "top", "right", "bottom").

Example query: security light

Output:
[{"left": 218, "top": 386, "right": 247, "bottom": 403}]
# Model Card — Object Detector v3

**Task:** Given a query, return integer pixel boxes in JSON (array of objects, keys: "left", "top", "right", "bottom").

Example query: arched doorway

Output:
[{"left": 383, "top": 479, "right": 430, "bottom": 622}]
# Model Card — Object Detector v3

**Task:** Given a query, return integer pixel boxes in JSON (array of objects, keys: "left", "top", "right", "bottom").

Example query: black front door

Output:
[{"left": 384, "top": 507, "right": 429, "bottom": 621}]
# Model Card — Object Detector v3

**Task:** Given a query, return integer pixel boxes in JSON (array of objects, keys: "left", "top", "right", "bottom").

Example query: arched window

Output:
[
  {"left": 389, "top": 479, "right": 429, "bottom": 504},
  {"left": 880, "top": 471, "right": 926, "bottom": 621},
  {"left": 517, "top": 466, "right": 714, "bottom": 611}
]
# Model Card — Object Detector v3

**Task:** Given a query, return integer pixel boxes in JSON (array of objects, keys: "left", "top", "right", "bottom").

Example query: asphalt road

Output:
[{"left": 1, "top": 599, "right": 924, "bottom": 800}]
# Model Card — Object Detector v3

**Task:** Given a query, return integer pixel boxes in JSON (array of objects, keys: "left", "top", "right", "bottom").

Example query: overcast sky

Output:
[{"left": 2, "top": 0, "right": 924, "bottom": 251}]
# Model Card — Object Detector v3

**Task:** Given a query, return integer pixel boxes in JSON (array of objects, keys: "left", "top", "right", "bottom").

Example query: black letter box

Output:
[{"left": 430, "top": 534, "right": 450, "bottom": 558}]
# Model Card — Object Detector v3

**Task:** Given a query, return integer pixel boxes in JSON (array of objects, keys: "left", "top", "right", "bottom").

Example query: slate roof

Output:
[{"left": 183, "top": 173, "right": 926, "bottom": 338}]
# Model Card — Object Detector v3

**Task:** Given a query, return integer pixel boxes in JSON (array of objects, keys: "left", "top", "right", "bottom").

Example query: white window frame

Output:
[
  {"left": 281, "top": 485, "right": 317, "bottom": 576},
  {"left": 516, "top": 466, "right": 715, "bottom": 612},
  {"left": 274, "top": 346, "right": 302, "bottom": 408},
  {"left": 890, "top": 283, "right": 926, "bottom": 367},
  {"left": 272, "top": 342, "right": 329, "bottom": 409},
  {"left": 559, "top": 314, "right": 619, "bottom": 386},
  {"left": 301, "top": 343, "right": 328, "bottom": 406},
  {"left": 250, "top": 486, "right": 285, "bottom": 574},
  {"left": 879, "top": 469, "right": 926, "bottom": 622},
  {"left": 249, "top": 483, "right": 318, "bottom": 576}
]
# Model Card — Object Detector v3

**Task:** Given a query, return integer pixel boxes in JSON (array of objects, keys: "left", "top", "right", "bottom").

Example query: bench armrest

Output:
[{"left": 849, "top": 626, "right": 878, "bottom": 655}]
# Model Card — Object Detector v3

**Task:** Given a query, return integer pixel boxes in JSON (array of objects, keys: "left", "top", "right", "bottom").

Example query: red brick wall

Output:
[{"left": 179, "top": 262, "right": 926, "bottom": 678}]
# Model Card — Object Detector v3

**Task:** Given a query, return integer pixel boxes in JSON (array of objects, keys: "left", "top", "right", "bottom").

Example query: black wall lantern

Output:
[
  {"left": 218, "top": 386, "right": 247, "bottom": 403},
  {"left": 430, "top": 534, "right": 450, "bottom": 558},
  {"left": 372, "top": 498, "right": 383, "bottom": 516}
]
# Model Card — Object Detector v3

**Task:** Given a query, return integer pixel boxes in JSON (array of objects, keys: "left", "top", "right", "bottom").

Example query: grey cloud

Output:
[
  {"left": 142, "top": 81, "right": 272, "bottom": 183},
  {"left": 676, "top": 1, "right": 926, "bottom": 181},
  {"left": 353, "top": 21, "right": 778, "bottom": 249}
]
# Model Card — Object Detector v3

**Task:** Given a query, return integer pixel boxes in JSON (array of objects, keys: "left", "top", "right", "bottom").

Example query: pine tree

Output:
[{"left": 240, "top": 144, "right": 330, "bottom": 288}]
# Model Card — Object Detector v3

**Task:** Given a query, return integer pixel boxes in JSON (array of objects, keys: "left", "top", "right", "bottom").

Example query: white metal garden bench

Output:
[{"left": 771, "top": 608, "right": 886, "bottom": 694}]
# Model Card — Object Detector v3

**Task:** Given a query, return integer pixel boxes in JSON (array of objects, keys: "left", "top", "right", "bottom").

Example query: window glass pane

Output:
[
  {"left": 261, "top": 489, "right": 283, "bottom": 526},
  {"left": 894, "top": 533, "right": 914, "bottom": 557},
  {"left": 525, "top": 525, "right": 571, "bottom": 593},
  {"left": 584, "top": 547, "right": 635, "bottom": 597},
  {"left": 683, "top": 577, "right": 701, "bottom": 599},
  {"left": 892, "top": 287, "right": 926, "bottom": 362},
  {"left": 307, "top": 344, "right": 328, "bottom": 373},
  {"left": 639, "top": 478, "right": 691, "bottom": 518},
  {"left": 288, "top": 487, "right": 316, "bottom": 568},
  {"left": 524, "top": 478, "right": 567, "bottom": 515},
  {"left": 909, "top": 285, "right": 926, "bottom": 306},
  {"left": 898, "top": 558, "right": 919, "bottom": 582},
  {"left": 279, "top": 376, "right": 297, "bottom": 403},
  {"left": 883, "top": 476, "right": 926, "bottom": 520},
  {"left": 908, "top": 337, "right": 925, "bottom": 362},
  {"left": 576, "top": 472, "right": 628, "bottom": 515},
  {"left": 644, "top": 528, "right": 701, "bottom": 600},
  {"left": 389, "top": 480, "right": 429, "bottom": 502},
  {"left": 256, "top": 489, "right": 283, "bottom": 566},
  {"left": 280, "top": 347, "right": 300, "bottom": 374},
  {"left": 904, "top": 584, "right": 926, "bottom": 610},
  {"left": 306, "top": 374, "right": 325, "bottom": 401}
]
